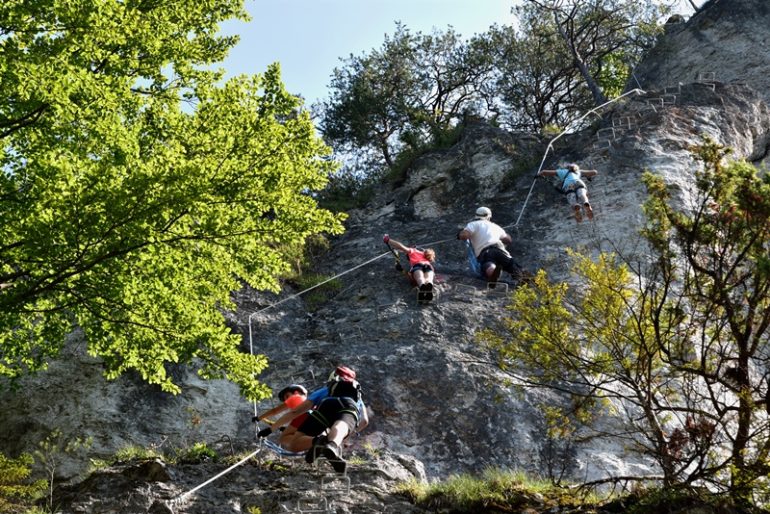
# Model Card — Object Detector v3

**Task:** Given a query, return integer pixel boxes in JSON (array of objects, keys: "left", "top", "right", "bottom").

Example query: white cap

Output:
[{"left": 475, "top": 206, "right": 492, "bottom": 219}]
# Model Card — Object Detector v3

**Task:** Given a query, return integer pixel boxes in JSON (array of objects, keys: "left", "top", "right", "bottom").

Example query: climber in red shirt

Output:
[{"left": 383, "top": 235, "right": 436, "bottom": 303}]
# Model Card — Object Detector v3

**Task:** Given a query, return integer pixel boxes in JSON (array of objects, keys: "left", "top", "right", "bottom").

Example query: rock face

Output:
[
  {"left": 633, "top": 0, "right": 770, "bottom": 106},
  {"left": 1, "top": 0, "right": 770, "bottom": 512}
]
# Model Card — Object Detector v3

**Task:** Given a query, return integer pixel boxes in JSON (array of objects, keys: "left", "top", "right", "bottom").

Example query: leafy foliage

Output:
[
  {"left": 288, "top": 273, "right": 342, "bottom": 312},
  {"left": 520, "top": 0, "right": 667, "bottom": 106},
  {"left": 0, "top": 453, "right": 46, "bottom": 514},
  {"left": 0, "top": 1, "right": 344, "bottom": 399},
  {"left": 317, "top": 2, "right": 668, "bottom": 170},
  {"left": 397, "top": 468, "right": 600, "bottom": 512},
  {"left": 480, "top": 139, "right": 770, "bottom": 502},
  {"left": 317, "top": 23, "right": 493, "bottom": 171},
  {"left": 175, "top": 442, "right": 218, "bottom": 464}
]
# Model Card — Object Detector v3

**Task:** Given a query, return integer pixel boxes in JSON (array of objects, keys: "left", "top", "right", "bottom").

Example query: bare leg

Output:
[
  {"left": 326, "top": 421, "right": 350, "bottom": 447},
  {"left": 282, "top": 432, "right": 316, "bottom": 452},
  {"left": 412, "top": 269, "right": 425, "bottom": 287},
  {"left": 574, "top": 205, "right": 583, "bottom": 222},
  {"left": 487, "top": 265, "right": 501, "bottom": 283},
  {"left": 320, "top": 421, "right": 350, "bottom": 472}
]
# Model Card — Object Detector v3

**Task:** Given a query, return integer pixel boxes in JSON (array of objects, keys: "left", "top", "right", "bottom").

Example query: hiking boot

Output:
[
  {"left": 584, "top": 203, "right": 594, "bottom": 221},
  {"left": 304, "top": 435, "right": 327, "bottom": 464},
  {"left": 319, "top": 442, "right": 346, "bottom": 473},
  {"left": 574, "top": 206, "right": 583, "bottom": 222}
]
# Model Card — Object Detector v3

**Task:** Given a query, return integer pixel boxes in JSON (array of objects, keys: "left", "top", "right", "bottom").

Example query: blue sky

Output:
[
  {"left": 219, "top": 0, "right": 703, "bottom": 107},
  {"left": 220, "top": 0, "right": 517, "bottom": 106}
]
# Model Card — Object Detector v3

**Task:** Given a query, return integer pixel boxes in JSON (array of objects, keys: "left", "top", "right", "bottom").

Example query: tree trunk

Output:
[
  {"left": 730, "top": 352, "right": 753, "bottom": 500},
  {"left": 553, "top": 10, "right": 607, "bottom": 106}
]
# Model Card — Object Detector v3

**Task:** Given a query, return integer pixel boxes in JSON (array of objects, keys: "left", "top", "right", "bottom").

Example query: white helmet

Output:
[{"left": 475, "top": 206, "right": 492, "bottom": 219}]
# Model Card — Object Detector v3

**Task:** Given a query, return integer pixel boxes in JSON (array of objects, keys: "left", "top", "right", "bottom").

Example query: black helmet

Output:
[{"left": 277, "top": 384, "right": 307, "bottom": 401}]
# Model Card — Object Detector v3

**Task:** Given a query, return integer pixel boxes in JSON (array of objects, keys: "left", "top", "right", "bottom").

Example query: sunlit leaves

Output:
[
  {"left": 484, "top": 138, "right": 770, "bottom": 495},
  {"left": 0, "top": 1, "right": 344, "bottom": 401}
]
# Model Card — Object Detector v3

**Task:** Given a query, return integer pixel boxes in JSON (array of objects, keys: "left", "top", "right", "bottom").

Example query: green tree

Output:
[
  {"left": 0, "top": 452, "right": 46, "bottom": 514},
  {"left": 318, "top": 23, "right": 493, "bottom": 170},
  {"left": 477, "top": 21, "right": 590, "bottom": 132},
  {"left": 481, "top": 140, "right": 770, "bottom": 502},
  {"left": 521, "top": 0, "right": 668, "bottom": 105},
  {"left": 0, "top": 1, "right": 344, "bottom": 399}
]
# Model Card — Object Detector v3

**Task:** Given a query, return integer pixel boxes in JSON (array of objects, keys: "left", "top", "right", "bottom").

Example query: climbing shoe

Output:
[
  {"left": 574, "top": 205, "right": 583, "bottom": 222},
  {"left": 418, "top": 282, "right": 433, "bottom": 303},
  {"left": 584, "top": 203, "right": 594, "bottom": 221},
  {"left": 320, "top": 442, "right": 346, "bottom": 473},
  {"left": 305, "top": 435, "right": 327, "bottom": 464}
]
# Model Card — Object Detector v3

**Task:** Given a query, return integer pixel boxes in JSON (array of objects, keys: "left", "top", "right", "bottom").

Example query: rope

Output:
[
  {"left": 174, "top": 89, "right": 649, "bottom": 506},
  {"left": 512, "top": 88, "right": 646, "bottom": 228},
  {"left": 167, "top": 446, "right": 262, "bottom": 508}
]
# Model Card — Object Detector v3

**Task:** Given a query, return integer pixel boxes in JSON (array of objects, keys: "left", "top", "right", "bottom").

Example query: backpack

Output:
[{"left": 327, "top": 377, "right": 362, "bottom": 402}]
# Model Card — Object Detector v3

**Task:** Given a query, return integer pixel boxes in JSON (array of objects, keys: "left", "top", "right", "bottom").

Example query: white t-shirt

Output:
[{"left": 463, "top": 219, "right": 508, "bottom": 257}]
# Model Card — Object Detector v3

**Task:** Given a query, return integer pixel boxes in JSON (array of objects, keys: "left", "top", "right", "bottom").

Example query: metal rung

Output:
[
  {"left": 612, "top": 116, "right": 635, "bottom": 129},
  {"left": 295, "top": 497, "right": 332, "bottom": 513},
  {"left": 485, "top": 282, "right": 509, "bottom": 293},
  {"left": 664, "top": 85, "right": 682, "bottom": 95},
  {"left": 453, "top": 284, "right": 478, "bottom": 296},
  {"left": 662, "top": 94, "right": 676, "bottom": 105},
  {"left": 596, "top": 127, "right": 615, "bottom": 140},
  {"left": 321, "top": 474, "right": 351, "bottom": 494},
  {"left": 694, "top": 82, "right": 715, "bottom": 91}
]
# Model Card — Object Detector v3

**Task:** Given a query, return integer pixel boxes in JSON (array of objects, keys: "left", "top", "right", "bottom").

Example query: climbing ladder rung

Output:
[
  {"left": 664, "top": 85, "right": 682, "bottom": 95},
  {"left": 320, "top": 474, "right": 351, "bottom": 494},
  {"left": 294, "top": 497, "right": 331, "bottom": 513},
  {"left": 647, "top": 98, "right": 664, "bottom": 108},
  {"left": 485, "top": 282, "right": 509, "bottom": 293},
  {"left": 596, "top": 127, "right": 615, "bottom": 140},
  {"left": 453, "top": 284, "right": 478, "bottom": 296}
]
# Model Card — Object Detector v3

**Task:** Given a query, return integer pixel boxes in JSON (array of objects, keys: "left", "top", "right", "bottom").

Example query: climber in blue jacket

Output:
[{"left": 538, "top": 163, "right": 598, "bottom": 222}]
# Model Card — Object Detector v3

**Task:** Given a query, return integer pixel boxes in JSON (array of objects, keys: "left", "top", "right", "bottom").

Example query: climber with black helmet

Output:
[
  {"left": 299, "top": 366, "right": 368, "bottom": 473},
  {"left": 383, "top": 234, "right": 436, "bottom": 303},
  {"left": 457, "top": 206, "right": 522, "bottom": 285},
  {"left": 538, "top": 163, "right": 598, "bottom": 222},
  {"left": 260, "top": 366, "right": 369, "bottom": 473}
]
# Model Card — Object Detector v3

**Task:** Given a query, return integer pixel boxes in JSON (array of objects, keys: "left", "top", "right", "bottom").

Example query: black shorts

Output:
[
  {"left": 409, "top": 263, "right": 434, "bottom": 273},
  {"left": 478, "top": 246, "right": 520, "bottom": 275},
  {"left": 296, "top": 397, "right": 359, "bottom": 436}
]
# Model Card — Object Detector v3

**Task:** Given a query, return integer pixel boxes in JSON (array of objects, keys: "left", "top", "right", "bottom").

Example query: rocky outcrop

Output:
[
  {"left": 633, "top": 0, "right": 770, "bottom": 107},
  {"left": 2, "top": 0, "right": 770, "bottom": 512}
]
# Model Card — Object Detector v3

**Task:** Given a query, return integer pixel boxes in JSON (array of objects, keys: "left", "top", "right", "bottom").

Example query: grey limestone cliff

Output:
[{"left": 1, "top": 0, "right": 770, "bottom": 512}]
